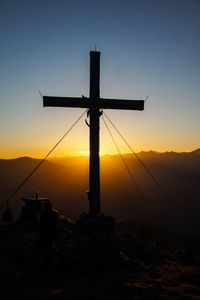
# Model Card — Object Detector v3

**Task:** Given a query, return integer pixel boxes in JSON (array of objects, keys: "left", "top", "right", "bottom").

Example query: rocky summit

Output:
[{"left": 0, "top": 208, "right": 200, "bottom": 300}]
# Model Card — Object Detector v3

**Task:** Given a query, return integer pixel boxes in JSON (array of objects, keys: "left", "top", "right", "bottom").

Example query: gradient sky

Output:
[{"left": 0, "top": 0, "right": 199, "bottom": 158}]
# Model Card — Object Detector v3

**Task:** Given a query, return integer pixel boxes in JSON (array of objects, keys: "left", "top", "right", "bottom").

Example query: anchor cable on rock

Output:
[
  {"left": 1, "top": 109, "right": 88, "bottom": 212},
  {"left": 101, "top": 114, "right": 153, "bottom": 223},
  {"left": 103, "top": 111, "right": 183, "bottom": 218}
]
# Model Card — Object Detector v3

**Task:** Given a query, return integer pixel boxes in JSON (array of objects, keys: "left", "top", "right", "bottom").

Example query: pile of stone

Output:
[{"left": 0, "top": 197, "right": 161, "bottom": 279}]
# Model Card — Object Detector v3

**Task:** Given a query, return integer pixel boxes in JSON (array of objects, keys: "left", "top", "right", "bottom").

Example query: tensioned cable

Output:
[
  {"left": 101, "top": 115, "right": 153, "bottom": 223},
  {"left": 103, "top": 111, "right": 179, "bottom": 211},
  {"left": 103, "top": 112, "right": 168, "bottom": 195},
  {"left": 1, "top": 109, "right": 88, "bottom": 211}
]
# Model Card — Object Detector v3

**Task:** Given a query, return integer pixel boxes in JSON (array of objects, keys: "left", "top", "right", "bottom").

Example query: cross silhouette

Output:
[{"left": 43, "top": 51, "right": 144, "bottom": 216}]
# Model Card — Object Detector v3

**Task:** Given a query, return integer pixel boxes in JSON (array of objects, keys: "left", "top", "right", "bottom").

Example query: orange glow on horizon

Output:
[
  {"left": 0, "top": 146, "right": 196, "bottom": 160},
  {"left": 69, "top": 150, "right": 110, "bottom": 157}
]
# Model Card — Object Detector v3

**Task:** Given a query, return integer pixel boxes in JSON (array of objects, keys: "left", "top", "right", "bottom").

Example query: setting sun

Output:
[{"left": 69, "top": 150, "right": 107, "bottom": 157}]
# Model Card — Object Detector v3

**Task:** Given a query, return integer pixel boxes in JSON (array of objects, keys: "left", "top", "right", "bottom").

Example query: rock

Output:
[{"left": 143, "top": 284, "right": 161, "bottom": 300}]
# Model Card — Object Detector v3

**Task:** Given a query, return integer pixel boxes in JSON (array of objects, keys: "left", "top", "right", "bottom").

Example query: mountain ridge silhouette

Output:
[{"left": 0, "top": 149, "right": 200, "bottom": 234}]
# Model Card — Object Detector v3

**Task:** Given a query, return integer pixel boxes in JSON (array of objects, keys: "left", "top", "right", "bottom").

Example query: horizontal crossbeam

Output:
[
  {"left": 43, "top": 96, "right": 144, "bottom": 111},
  {"left": 101, "top": 98, "right": 144, "bottom": 110}
]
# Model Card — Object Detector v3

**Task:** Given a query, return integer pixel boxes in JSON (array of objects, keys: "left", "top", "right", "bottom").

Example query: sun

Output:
[{"left": 73, "top": 150, "right": 107, "bottom": 157}]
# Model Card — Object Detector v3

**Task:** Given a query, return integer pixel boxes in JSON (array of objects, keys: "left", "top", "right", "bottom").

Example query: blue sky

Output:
[{"left": 0, "top": 0, "right": 199, "bottom": 158}]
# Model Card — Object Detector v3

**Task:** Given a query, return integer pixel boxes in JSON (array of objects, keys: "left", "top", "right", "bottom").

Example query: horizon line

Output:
[{"left": 1, "top": 148, "right": 199, "bottom": 160}]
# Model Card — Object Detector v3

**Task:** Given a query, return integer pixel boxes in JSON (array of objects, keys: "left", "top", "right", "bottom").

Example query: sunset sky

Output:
[{"left": 0, "top": 0, "right": 199, "bottom": 158}]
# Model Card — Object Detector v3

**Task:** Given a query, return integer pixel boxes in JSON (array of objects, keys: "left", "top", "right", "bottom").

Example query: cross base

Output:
[{"left": 76, "top": 212, "right": 116, "bottom": 235}]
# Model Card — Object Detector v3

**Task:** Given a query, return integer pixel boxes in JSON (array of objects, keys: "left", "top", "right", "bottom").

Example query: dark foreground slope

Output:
[
  {"left": 0, "top": 150, "right": 200, "bottom": 234},
  {"left": 0, "top": 217, "right": 200, "bottom": 300}
]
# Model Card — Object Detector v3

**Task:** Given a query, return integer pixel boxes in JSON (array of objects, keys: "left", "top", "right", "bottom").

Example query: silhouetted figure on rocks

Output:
[
  {"left": 39, "top": 200, "right": 58, "bottom": 269},
  {"left": 35, "top": 191, "right": 39, "bottom": 200}
]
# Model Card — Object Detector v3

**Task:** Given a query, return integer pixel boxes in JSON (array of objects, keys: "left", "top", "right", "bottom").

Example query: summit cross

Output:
[{"left": 43, "top": 51, "right": 144, "bottom": 216}]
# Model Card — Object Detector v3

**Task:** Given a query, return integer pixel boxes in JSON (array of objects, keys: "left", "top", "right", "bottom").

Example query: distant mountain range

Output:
[
  {"left": 191, "top": 148, "right": 200, "bottom": 154},
  {"left": 0, "top": 149, "right": 200, "bottom": 234}
]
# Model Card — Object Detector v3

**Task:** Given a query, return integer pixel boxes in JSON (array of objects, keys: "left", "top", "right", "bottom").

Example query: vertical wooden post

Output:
[{"left": 89, "top": 51, "right": 101, "bottom": 215}]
